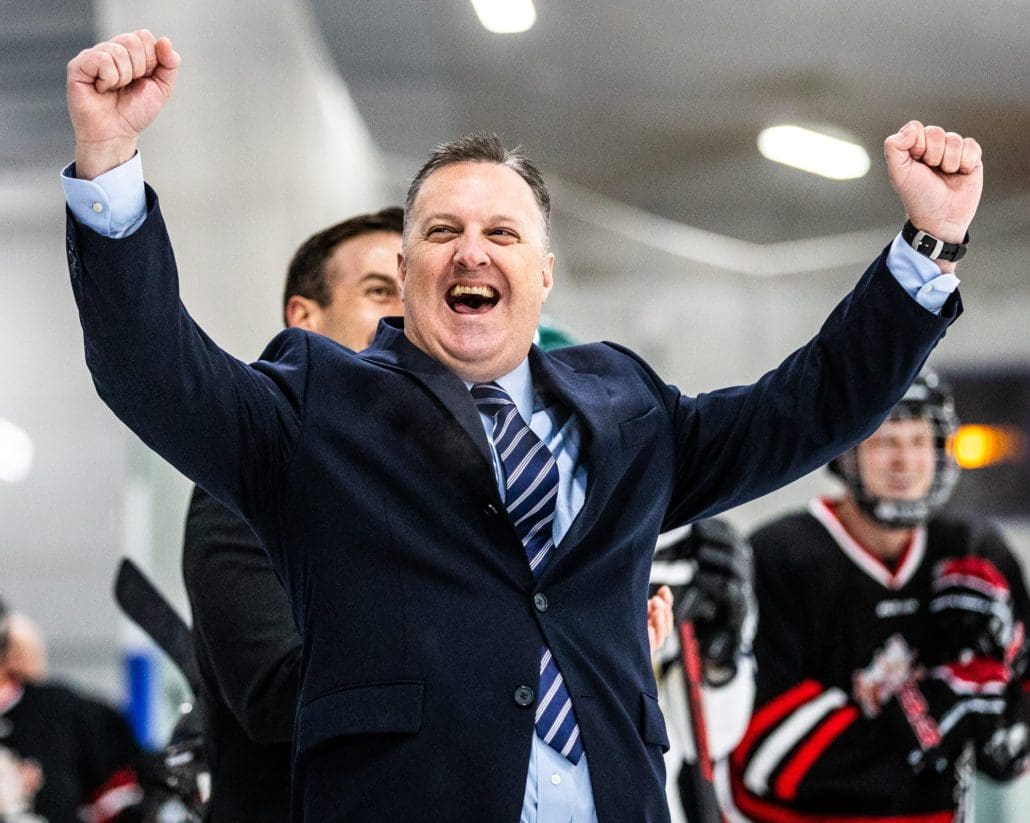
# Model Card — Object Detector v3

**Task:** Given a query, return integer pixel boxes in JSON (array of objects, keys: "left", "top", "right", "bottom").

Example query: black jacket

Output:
[{"left": 183, "top": 485, "right": 298, "bottom": 821}]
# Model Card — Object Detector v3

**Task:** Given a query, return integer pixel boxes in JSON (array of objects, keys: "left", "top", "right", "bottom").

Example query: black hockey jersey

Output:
[
  {"left": 725, "top": 499, "right": 1029, "bottom": 823},
  {"left": 0, "top": 681, "right": 142, "bottom": 823}
]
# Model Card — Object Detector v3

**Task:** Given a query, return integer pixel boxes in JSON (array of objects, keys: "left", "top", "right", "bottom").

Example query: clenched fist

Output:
[
  {"left": 884, "top": 121, "right": 983, "bottom": 271},
  {"left": 67, "top": 29, "right": 180, "bottom": 179}
]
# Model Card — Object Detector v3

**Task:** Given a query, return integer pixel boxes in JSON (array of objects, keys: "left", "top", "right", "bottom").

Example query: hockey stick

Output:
[
  {"left": 113, "top": 557, "right": 202, "bottom": 695},
  {"left": 677, "top": 618, "right": 725, "bottom": 823}
]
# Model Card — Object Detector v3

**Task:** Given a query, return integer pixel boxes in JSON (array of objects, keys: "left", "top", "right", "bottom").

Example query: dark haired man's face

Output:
[
  {"left": 297, "top": 230, "right": 403, "bottom": 350},
  {"left": 399, "top": 162, "right": 554, "bottom": 382},
  {"left": 856, "top": 417, "right": 936, "bottom": 503}
]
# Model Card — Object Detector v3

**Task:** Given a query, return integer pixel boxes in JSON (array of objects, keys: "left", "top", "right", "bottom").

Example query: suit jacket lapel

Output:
[
  {"left": 362, "top": 319, "right": 493, "bottom": 467},
  {"left": 364, "top": 323, "right": 623, "bottom": 583},
  {"left": 528, "top": 347, "right": 619, "bottom": 557}
]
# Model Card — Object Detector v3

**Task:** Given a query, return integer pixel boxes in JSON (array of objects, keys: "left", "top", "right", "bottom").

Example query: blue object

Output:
[{"left": 124, "top": 650, "right": 156, "bottom": 749}]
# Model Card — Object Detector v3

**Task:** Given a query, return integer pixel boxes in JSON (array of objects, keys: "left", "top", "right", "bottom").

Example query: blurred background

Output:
[{"left": 2, "top": 0, "right": 1028, "bottom": 815}]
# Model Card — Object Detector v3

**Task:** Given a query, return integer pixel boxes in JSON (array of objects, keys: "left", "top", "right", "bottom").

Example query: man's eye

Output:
[
  {"left": 490, "top": 228, "right": 517, "bottom": 239},
  {"left": 427, "top": 226, "right": 456, "bottom": 236}
]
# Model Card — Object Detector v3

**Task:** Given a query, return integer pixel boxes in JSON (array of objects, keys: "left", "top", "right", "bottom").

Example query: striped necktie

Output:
[{"left": 471, "top": 382, "right": 583, "bottom": 764}]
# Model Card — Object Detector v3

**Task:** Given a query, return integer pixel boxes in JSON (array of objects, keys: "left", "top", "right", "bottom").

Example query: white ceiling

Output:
[
  {"left": 311, "top": 0, "right": 1030, "bottom": 246},
  {"left": 3, "top": 1, "right": 1029, "bottom": 249}
]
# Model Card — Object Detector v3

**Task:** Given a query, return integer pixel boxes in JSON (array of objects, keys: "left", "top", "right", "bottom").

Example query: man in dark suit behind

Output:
[
  {"left": 63, "top": 31, "right": 980, "bottom": 822},
  {"left": 181, "top": 208, "right": 405, "bottom": 821}
]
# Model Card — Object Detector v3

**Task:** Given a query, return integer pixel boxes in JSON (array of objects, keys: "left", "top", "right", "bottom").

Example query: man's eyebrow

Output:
[
  {"left": 359, "top": 273, "right": 399, "bottom": 286},
  {"left": 419, "top": 212, "right": 460, "bottom": 225},
  {"left": 419, "top": 212, "right": 524, "bottom": 226}
]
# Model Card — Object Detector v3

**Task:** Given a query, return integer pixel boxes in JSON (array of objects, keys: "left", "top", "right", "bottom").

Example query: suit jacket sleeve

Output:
[
  {"left": 66, "top": 189, "right": 306, "bottom": 528},
  {"left": 638, "top": 248, "right": 962, "bottom": 529},
  {"left": 182, "top": 484, "right": 301, "bottom": 743}
]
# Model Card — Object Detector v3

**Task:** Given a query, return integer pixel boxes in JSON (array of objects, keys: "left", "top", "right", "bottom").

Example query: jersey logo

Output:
[
  {"left": 853, "top": 634, "right": 918, "bottom": 717},
  {"left": 875, "top": 597, "right": 920, "bottom": 618}
]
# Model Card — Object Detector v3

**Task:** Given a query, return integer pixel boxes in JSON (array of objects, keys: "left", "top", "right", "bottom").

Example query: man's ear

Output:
[
  {"left": 397, "top": 252, "right": 408, "bottom": 300},
  {"left": 285, "top": 295, "right": 322, "bottom": 332},
  {"left": 541, "top": 252, "right": 555, "bottom": 302}
]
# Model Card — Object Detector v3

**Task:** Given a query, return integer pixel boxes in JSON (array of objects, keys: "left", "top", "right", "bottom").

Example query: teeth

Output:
[{"left": 450, "top": 285, "right": 496, "bottom": 299}]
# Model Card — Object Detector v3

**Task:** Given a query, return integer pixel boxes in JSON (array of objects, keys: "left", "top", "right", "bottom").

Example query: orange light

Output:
[{"left": 953, "top": 424, "right": 1026, "bottom": 469}]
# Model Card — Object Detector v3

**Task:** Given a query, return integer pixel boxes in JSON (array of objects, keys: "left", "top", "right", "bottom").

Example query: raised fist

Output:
[
  {"left": 66, "top": 30, "right": 180, "bottom": 178},
  {"left": 883, "top": 121, "right": 983, "bottom": 255}
]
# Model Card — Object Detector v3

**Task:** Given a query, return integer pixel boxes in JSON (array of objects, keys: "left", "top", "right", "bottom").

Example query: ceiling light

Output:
[
  {"left": 471, "top": 0, "right": 536, "bottom": 34},
  {"left": 0, "top": 418, "right": 34, "bottom": 483},
  {"left": 757, "top": 125, "right": 870, "bottom": 181}
]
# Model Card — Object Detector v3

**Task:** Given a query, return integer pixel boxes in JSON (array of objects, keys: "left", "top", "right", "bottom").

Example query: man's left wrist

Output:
[{"left": 902, "top": 220, "right": 969, "bottom": 263}]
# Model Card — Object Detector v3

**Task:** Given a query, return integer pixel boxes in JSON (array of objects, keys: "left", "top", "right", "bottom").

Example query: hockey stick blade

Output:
[{"left": 114, "top": 558, "right": 201, "bottom": 695}]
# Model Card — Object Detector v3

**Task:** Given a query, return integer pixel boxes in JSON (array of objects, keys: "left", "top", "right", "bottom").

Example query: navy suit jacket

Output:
[{"left": 66, "top": 189, "right": 958, "bottom": 822}]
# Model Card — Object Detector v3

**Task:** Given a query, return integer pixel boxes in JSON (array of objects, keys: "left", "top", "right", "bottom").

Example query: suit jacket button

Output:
[
  {"left": 484, "top": 502, "right": 500, "bottom": 517},
  {"left": 533, "top": 592, "right": 548, "bottom": 612},
  {"left": 514, "top": 686, "right": 535, "bottom": 707}
]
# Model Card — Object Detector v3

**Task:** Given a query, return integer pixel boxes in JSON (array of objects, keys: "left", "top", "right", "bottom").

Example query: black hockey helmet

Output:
[{"left": 829, "top": 369, "right": 960, "bottom": 527}]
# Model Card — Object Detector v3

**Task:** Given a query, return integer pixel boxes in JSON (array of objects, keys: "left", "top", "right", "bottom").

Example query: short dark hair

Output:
[
  {"left": 282, "top": 207, "right": 404, "bottom": 326},
  {"left": 404, "top": 133, "right": 551, "bottom": 245}
]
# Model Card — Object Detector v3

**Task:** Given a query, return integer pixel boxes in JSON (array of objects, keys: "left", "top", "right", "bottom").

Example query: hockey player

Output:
[
  {"left": 651, "top": 519, "right": 758, "bottom": 823},
  {"left": 0, "top": 598, "right": 145, "bottom": 823},
  {"left": 726, "top": 370, "right": 1030, "bottom": 822}
]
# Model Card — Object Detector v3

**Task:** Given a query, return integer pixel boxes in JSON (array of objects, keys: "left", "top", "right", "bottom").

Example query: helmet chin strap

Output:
[{"left": 864, "top": 493, "right": 931, "bottom": 529}]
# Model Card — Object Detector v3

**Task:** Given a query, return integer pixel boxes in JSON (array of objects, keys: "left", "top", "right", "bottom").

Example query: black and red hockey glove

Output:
[
  {"left": 890, "top": 656, "right": 1010, "bottom": 774},
  {"left": 927, "top": 555, "right": 1015, "bottom": 663}
]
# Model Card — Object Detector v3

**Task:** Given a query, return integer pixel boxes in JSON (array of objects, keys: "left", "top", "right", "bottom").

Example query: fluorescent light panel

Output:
[
  {"left": 471, "top": 0, "right": 537, "bottom": 34},
  {"left": 758, "top": 125, "right": 870, "bottom": 180}
]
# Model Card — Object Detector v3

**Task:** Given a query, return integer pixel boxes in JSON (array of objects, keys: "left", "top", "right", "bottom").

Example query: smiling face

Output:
[
  {"left": 399, "top": 161, "right": 555, "bottom": 382},
  {"left": 288, "top": 230, "right": 403, "bottom": 351},
  {"left": 314, "top": 231, "right": 403, "bottom": 350},
  {"left": 855, "top": 417, "right": 936, "bottom": 502}
]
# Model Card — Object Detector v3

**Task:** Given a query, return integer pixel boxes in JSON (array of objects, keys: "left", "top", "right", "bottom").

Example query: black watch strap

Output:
[{"left": 902, "top": 220, "right": 969, "bottom": 262}]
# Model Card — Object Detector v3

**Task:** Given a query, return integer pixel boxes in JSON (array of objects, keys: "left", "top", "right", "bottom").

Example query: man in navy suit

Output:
[{"left": 63, "top": 31, "right": 980, "bottom": 822}]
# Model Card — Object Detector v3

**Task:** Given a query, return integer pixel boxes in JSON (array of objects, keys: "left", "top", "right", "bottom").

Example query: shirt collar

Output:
[{"left": 464, "top": 358, "right": 534, "bottom": 422}]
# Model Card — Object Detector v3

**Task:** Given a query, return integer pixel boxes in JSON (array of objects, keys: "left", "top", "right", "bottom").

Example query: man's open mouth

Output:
[{"left": 446, "top": 284, "right": 499, "bottom": 314}]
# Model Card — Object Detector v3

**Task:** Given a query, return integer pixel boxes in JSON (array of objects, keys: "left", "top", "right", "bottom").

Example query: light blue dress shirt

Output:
[
  {"left": 467, "top": 361, "right": 596, "bottom": 823},
  {"left": 61, "top": 154, "right": 961, "bottom": 822}
]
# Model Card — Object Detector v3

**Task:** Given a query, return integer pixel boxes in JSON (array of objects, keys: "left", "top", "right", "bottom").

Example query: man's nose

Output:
[
  {"left": 452, "top": 233, "right": 490, "bottom": 269},
  {"left": 891, "top": 445, "right": 918, "bottom": 466}
]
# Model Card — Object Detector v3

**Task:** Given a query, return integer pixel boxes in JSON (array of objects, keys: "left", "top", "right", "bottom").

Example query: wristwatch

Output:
[{"left": 902, "top": 220, "right": 969, "bottom": 262}]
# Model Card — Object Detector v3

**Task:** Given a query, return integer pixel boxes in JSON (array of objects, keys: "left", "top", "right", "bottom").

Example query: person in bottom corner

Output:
[
  {"left": 726, "top": 369, "right": 1030, "bottom": 822},
  {"left": 0, "top": 598, "right": 144, "bottom": 823},
  {"left": 650, "top": 519, "right": 757, "bottom": 823}
]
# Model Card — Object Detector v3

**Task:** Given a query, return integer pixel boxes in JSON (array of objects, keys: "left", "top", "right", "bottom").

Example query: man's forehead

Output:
[
  {"left": 328, "top": 231, "right": 402, "bottom": 281},
  {"left": 869, "top": 416, "right": 934, "bottom": 439},
  {"left": 332, "top": 230, "right": 402, "bottom": 258},
  {"left": 414, "top": 162, "right": 539, "bottom": 213}
]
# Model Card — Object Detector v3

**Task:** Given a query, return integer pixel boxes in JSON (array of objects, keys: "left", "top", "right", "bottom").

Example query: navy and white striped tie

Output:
[{"left": 471, "top": 382, "right": 584, "bottom": 764}]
